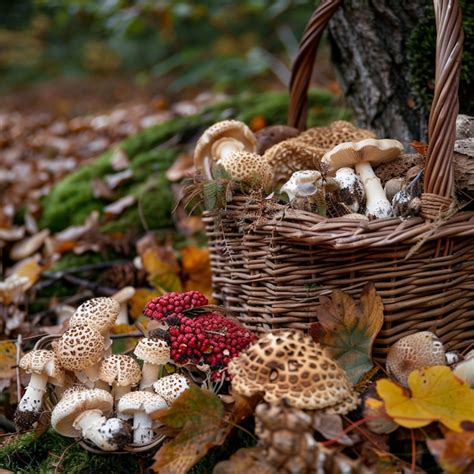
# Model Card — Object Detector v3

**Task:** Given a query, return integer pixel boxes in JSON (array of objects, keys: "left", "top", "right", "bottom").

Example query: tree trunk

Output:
[{"left": 328, "top": 0, "right": 431, "bottom": 144}]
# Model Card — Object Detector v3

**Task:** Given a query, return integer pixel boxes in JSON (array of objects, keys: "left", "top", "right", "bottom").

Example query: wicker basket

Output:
[{"left": 202, "top": 0, "right": 474, "bottom": 360}]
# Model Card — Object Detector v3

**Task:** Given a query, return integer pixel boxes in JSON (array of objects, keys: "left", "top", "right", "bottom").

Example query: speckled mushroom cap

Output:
[
  {"left": 228, "top": 330, "right": 358, "bottom": 413},
  {"left": 194, "top": 120, "right": 256, "bottom": 177},
  {"left": 296, "top": 120, "right": 376, "bottom": 148},
  {"left": 153, "top": 373, "right": 190, "bottom": 405},
  {"left": 321, "top": 138, "right": 404, "bottom": 176},
  {"left": 386, "top": 331, "right": 446, "bottom": 387},
  {"left": 69, "top": 297, "right": 120, "bottom": 334},
  {"left": 217, "top": 151, "right": 273, "bottom": 190},
  {"left": 51, "top": 388, "right": 113, "bottom": 437},
  {"left": 134, "top": 338, "right": 170, "bottom": 365},
  {"left": 99, "top": 354, "right": 141, "bottom": 387},
  {"left": 19, "top": 349, "right": 65, "bottom": 386},
  {"left": 117, "top": 390, "right": 168, "bottom": 416},
  {"left": 54, "top": 325, "right": 105, "bottom": 371}
]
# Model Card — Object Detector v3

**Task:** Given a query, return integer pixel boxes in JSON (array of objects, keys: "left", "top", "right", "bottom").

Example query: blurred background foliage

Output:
[{"left": 0, "top": 0, "right": 314, "bottom": 94}]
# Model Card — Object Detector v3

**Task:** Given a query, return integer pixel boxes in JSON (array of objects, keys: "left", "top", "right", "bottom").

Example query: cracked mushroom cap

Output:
[
  {"left": 228, "top": 330, "right": 358, "bottom": 413},
  {"left": 51, "top": 388, "right": 113, "bottom": 437},
  {"left": 54, "top": 325, "right": 105, "bottom": 371},
  {"left": 69, "top": 297, "right": 120, "bottom": 334},
  {"left": 386, "top": 331, "right": 446, "bottom": 387},
  {"left": 194, "top": 120, "right": 256, "bottom": 178},
  {"left": 153, "top": 373, "right": 190, "bottom": 405},
  {"left": 19, "top": 349, "right": 65, "bottom": 386},
  {"left": 321, "top": 138, "right": 404, "bottom": 175},
  {"left": 99, "top": 354, "right": 141, "bottom": 387},
  {"left": 296, "top": 120, "right": 376, "bottom": 148},
  {"left": 134, "top": 338, "right": 170, "bottom": 365},
  {"left": 117, "top": 390, "right": 168, "bottom": 416},
  {"left": 217, "top": 151, "right": 273, "bottom": 189}
]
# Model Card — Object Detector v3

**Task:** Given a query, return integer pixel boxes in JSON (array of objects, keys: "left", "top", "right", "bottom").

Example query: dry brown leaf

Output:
[
  {"left": 9, "top": 229, "right": 50, "bottom": 260},
  {"left": 213, "top": 447, "right": 276, "bottom": 474},
  {"left": 103, "top": 195, "right": 136, "bottom": 218},
  {"left": 427, "top": 431, "right": 474, "bottom": 473}
]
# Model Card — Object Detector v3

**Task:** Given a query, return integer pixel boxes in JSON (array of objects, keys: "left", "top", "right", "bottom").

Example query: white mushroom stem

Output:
[
  {"left": 132, "top": 412, "right": 154, "bottom": 445},
  {"left": 77, "top": 363, "right": 101, "bottom": 388},
  {"left": 355, "top": 162, "right": 393, "bottom": 218},
  {"left": 73, "top": 409, "right": 119, "bottom": 451},
  {"left": 139, "top": 363, "right": 160, "bottom": 392},
  {"left": 17, "top": 373, "right": 48, "bottom": 413},
  {"left": 115, "top": 305, "right": 129, "bottom": 325}
]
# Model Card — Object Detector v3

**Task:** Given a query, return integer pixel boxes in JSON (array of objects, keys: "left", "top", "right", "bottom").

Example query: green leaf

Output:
[
  {"left": 314, "top": 283, "right": 384, "bottom": 384},
  {"left": 203, "top": 181, "right": 218, "bottom": 211}
]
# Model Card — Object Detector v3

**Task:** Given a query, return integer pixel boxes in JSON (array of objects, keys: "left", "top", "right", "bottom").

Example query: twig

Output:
[{"left": 16, "top": 334, "right": 22, "bottom": 403}]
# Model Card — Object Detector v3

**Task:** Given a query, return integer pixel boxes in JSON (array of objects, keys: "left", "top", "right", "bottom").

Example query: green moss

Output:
[{"left": 408, "top": 0, "right": 473, "bottom": 115}]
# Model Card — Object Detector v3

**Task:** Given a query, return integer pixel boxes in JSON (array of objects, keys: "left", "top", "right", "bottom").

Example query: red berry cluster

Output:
[{"left": 144, "top": 291, "right": 208, "bottom": 320}]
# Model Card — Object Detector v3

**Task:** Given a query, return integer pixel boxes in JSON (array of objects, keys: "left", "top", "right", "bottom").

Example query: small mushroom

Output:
[
  {"left": 98, "top": 354, "right": 142, "bottom": 405},
  {"left": 321, "top": 138, "right": 404, "bottom": 219},
  {"left": 453, "top": 349, "right": 474, "bottom": 388},
  {"left": 392, "top": 169, "right": 423, "bottom": 218},
  {"left": 69, "top": 297, "right": 120, "bottom": 353},
  {"left": 51, "top": 387, "right": 131, "bottom": 451},
  {"left": 134, "top": 338, "right": 170, "bottom": 391},
  {"left": 333, "top": 167, "right": 366, "bottom": 213},
  {"left": 384, "top": 178, "right": 404, "bottom": 202},
  {"left": 194, "top": 120, "right": 256, "bottom": 179},
  {"left": 217, "top": 151, "right": 273, "bottom": 190},
  {"left": 228, "top": 330, "right": 358, "bottom": 413},
  {"left": 385, "top": 331, "right": 446, "bottom": 387},
  {"left": 111, "top": 287, "right": 135, "bottom": 326},
  {"left": 14, "top": 350, "right": 65, "bottom": 430},
  {"left": 53, "top": 325, "right": 105, "bottom": 387},
  {"left": 255, "top": 125, "right": 300, "bottom": 154},
  {"left": 117, "top": 391, "right": 168, "bottom": 445},
  {"left": 153, "top": 373, "right": 190, "bottom": 405}
]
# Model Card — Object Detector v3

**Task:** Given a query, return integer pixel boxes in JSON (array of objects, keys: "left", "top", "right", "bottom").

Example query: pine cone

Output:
[
  {"left": 100, "top": 262, "right": 147, "bottom": 289},
  {"left": 255, "top": 402, "right": 373, "bottom": 474}
]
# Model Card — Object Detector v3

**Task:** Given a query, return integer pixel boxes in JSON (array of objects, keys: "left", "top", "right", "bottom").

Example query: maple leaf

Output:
[
  {"left": 427, "top": 431, "right": 474, "bottom": 474},
  {"left": 152, "top": 386, "right": 227, "bottom": 474},
  {"left": 314, "top": 283, "right": 384, "bottom": 384},
  {"left": 376, "top": 366, "right": 474, "bottom": 432}
]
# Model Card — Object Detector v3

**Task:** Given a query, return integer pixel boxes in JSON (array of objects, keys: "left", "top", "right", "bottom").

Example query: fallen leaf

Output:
[
  {"left": 91, "top": 177, "right": 115, "bottom": 200},
  {"left": 181, "top": 246, "right": 213, "bottom": 297},
  {"left": 103, "top": 195, "right": 136, "bottom": 218},
  {"left": 0, "top": 340, "right": 17, "bottom": 380},
  {"left": 376, "top": 366, "right": 474, "bottom": 432},
  {"left": 410, "top": 140, "right": 428, "bottom": 157},
  {"left": 314, "top": 283, "right": 384, "bottom": 384},
  {"left": 104, "top": 169, "right": 133, "bottom": 189},
  {"left": 313, "top": 413, "right": 354, "bottom": 445},
  {"left": 0, "top": 227, "right": 25, "bottom": 241},
  {"left": 110, "top": 147, "right": 130, "bottom": 170},
  {"left": 11, "top": 258, "right": 43, "bottom": 289},
  {"left": 152, "top": 386, "right": 227, "bottom": 474},
  {"left": 427, "top": 431, "right": 474, "bottom": 473},
  {"left": 9, "top": 229, "right": 50, "bottom": 260},
  {"left": 142, "top": 247, "right": 182, "bottom": 293},
  {"left": 166, "top": 153, "right": 194, "bottom": 182}
]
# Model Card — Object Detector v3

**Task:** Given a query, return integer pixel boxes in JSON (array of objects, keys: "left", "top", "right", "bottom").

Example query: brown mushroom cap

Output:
[
  {"left": 19, "top": 349, "right": 65, "bottom": 386},
  {"left": 255, "top": 125, "right": 300, "bottom": 154},
  {"left": 153, "top": 373, "right": 190, "bottom": 405},
  {"left": 134, "top": 338, "right": 170, "bottom": 365},
  {"left": 218, "top": 151, "right": 273, "bottom": 189},
  {"left": 194, "top": 120, "right": 256, "bottom": 176},
  {"left": 386, "top": 331, "right": 446, "bottom": 387},
  {"left": 99, "top": 354, "right": 141, "bottom": 387},
  {"left": 228, "top": 330, "right": 357, "bottom": 412},
  {"left": 374, "top": 153, "right": 425, "bottom": 185},
  {"left": 321, "top": 138, "right": 404, "bottom": 175},
  {"left": 54, "top": 325, "right": 105, "bottom": 371},
  {"left": 51, "top": 388, "right": 113, "bottom": 437},
  {"left": 69, "top": 297, "right": 120, "bottom": 334}
]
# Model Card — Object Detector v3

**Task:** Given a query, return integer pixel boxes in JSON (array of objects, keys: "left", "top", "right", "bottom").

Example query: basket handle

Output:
[{"left": 288, "top": 0, "right": 463, "bottom": 212}]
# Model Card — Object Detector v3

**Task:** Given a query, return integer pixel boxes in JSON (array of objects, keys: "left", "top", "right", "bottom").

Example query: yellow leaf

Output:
[
  {"left": 181, "top": 246, "right": 213, "bottom": 298},
  {"left": 13, "top": 259, "right": 43, "bottom": 288},
  {"left": 0, "top": 341, "right": 17, "bottom": 379},
  {"left": 377, "top": 366, "right": 474, "bottom": 431},
  {"left": 142, "top": 247, "right": 182, "bottom": 293},
  {"left": 129, "top": 288, "right": 162, "bottom": 319}
]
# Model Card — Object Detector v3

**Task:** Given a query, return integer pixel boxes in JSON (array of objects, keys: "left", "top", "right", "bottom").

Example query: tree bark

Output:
[{"left": 328, "top": 0, "right": 431, "bottom": 144}]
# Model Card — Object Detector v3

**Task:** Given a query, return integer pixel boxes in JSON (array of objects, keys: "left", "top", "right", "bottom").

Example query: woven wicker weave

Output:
[{"left": 202, "top": 0, "right": 474, "bottom": 360}]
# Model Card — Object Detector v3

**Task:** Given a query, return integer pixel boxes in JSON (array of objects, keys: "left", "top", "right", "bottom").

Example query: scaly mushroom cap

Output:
[
  {"left": 51, "top": 388, "right": 113, "bottom": 437},
  {"left": 296, "top": 120, "right": 376, "bottom": 148},
  {"left": 99, "top": 354, "right": 141, "bottom": 387},
  {"left": 386, "top": 331, "right": 446, "bottom": 387},
  {"left": 194, "top": 120, "right": 256, "bottom": 177},
  {"left": 134, "top": 338, "right": 170, "bottom": 365},
  {"left": 19, "top": 349, "right": 65, "bottom": 386},
  {"left": 117, "top": 390, "right": 168, "bottom": 416},
  {"left": 217, "top": 151, "right": 273, "bottom": 189},
  {"left": 69, "top": 297, "right": 120, "bottom": 334},
  {"left": 321, "top": 138, "right": 404, "bottom": 175},
  {"left": 54, "top": 325, "right": 105, "bottom": 371},
  {"left": 375, "top": 153, "right": 425, "bottom": 186},
  {"left": 153, "top": 373, "right": 190, "bottom": 405},
  {"left": 255, "top": 125, "right": 300, "bottom": 154},
  {"left": 228, "top": 330, "right": 358, "bottom": 412},
  {"left": 263, "top": 139, "right": 326, "bottom": 185}
]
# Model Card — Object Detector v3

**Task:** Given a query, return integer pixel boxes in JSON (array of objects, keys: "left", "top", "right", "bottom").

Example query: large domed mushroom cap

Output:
[
  {"left": 386, "top": 331, "right": 446, "bottom": 387},
  {"left": 153, "top": 373, "right": 190, "bottom": 405},
  {"left": 69, "top": 297, "right": 120, "bottom": 334},
  {"left": 134, "top": 338, "right": 170, "bottom": 365},
  {"left": 54, "top": 325, "right": 105, "bottom": 371},
  {"left": 228, "top": 330, "right": 358, "bottom": 413}
]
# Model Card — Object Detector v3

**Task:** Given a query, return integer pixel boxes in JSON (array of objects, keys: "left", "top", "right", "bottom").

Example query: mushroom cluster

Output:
[
  {"left": 195, "top": 116, "right": 472, "bottom": 219},
  {"left": 15, "top": 291, "right": 254, "bottom": 451}
]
